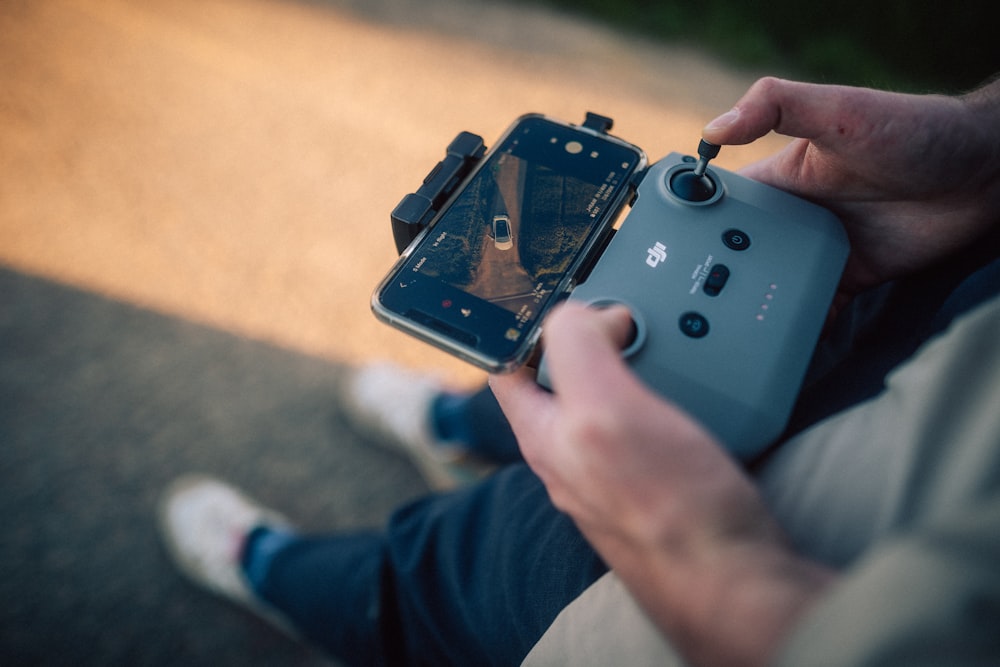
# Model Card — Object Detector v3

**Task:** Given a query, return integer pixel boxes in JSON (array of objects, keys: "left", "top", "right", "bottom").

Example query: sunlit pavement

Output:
[{"left": 1, "top": 0, "right": 786, "bottom": 387}]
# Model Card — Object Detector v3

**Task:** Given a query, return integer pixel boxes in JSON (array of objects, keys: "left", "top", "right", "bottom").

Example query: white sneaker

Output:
[
  {"left": 341, "top": 363, "right": 494, "bottom": 490},
  {"left": 157, "top": 474, "right": 299, "bottom": 638}
]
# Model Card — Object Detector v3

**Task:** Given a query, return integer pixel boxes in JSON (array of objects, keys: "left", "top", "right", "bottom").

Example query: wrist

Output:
[
  {"left": 607, "top": 520, "right": 834, "bottom": 667},
  {"left": 698, "top": 544, "right": 835, "bottom": 667}
]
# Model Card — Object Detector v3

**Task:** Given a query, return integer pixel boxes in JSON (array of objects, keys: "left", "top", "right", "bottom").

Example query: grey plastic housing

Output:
[{"left": 537, "top": 153, "right": 849, "bottom": 461}]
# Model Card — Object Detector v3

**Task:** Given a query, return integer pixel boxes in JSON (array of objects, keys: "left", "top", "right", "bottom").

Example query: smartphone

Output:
[{"left": 372, "top": 114, "right": 647, "bottom": 372}]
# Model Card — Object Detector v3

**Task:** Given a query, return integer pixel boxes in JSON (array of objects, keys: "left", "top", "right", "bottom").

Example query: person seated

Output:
[{"left": 159, "top": 75, "right": 1000, "bottom": 667}]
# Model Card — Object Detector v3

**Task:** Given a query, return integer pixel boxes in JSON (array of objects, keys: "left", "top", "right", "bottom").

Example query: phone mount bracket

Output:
[
  {"left": 390, "top": 113, "right": 618, "bottom": 254},
  {"left": 581, "top": 111, "right": 614, "bottom": 133},
  {"left": 390, "top": 131, "right": 485, "bottom": 254}
]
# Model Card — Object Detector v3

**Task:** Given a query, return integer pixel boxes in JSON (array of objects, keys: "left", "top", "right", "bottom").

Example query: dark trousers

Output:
[{"left": 245, "top": 466, "right": 601, "bottom": 666}]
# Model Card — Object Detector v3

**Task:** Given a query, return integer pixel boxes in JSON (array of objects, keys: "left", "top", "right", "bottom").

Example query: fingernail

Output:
[{"left": 704, "top": 108, "right": 740, "bottom": 132}]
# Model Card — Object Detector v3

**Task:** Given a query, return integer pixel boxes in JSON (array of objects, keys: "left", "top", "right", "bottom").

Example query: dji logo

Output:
[{"left": 646, "top": 242, "right": 667, "bottom": 268}]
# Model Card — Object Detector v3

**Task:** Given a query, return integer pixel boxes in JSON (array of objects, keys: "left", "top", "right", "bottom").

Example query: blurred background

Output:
[
  {"left": 2, "top": 0, "right": 996, "bottom": 664},
  {"left": 515, "top": 0, "right": 997, "bottom": 93}
]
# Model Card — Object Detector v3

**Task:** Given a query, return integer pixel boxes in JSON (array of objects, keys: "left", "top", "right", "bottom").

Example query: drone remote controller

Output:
[
  {"left": 536, "top": 146, "right": 849, "bottom": 460},
  {"left": 383, "top": 116, "right": 849, "bottom": 461}
]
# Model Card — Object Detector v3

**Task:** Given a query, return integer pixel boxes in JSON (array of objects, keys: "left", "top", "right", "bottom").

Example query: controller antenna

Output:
[{"left": 693, "top": 139, "right": 720, "bottom": 177}]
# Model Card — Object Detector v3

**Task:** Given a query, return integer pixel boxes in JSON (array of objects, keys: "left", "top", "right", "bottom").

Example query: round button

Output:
[
  {"left": 587, "top": 299, "right": 647, "bottom": 358},
  {"left": 679, "top": 312, "right": 709, "bottom": 338},
  {"left": 722, "top": 228, "right": 751, "bottom": 251}
]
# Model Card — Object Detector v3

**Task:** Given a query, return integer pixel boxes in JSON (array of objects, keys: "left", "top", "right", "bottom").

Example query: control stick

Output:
[{"left": 669, "top": 140, "right": 721, "bottom": 202}]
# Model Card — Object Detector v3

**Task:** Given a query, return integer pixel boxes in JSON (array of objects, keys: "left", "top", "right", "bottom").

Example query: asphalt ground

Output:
[
  {"left": 1, "top": 267, "right": 417, "bottom": 665},
  {"left": 0, "top": 0, "right": 788, "bottom": 663}
]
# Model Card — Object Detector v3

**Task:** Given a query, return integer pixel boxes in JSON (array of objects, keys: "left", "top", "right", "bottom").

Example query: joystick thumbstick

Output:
[
  {"left": 669, "top": 140, "right": 722, "bottom": 202},
  {"left": 692, "top": 139, "right": 720, "bottom": 177}
]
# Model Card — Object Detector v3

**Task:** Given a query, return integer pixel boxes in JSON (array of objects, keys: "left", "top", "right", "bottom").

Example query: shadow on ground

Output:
[{"left": 0, "top": 267, "right": 429, "bottom": 665}]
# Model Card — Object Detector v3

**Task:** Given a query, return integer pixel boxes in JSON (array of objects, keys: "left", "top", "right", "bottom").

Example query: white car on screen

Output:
[{"left": 492, "top": 214, "right": 513, "bottom": 250}]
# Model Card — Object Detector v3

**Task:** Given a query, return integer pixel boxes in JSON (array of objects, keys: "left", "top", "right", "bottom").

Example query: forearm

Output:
[{"left": 586, "top": 516, "right": 835, "bottom": 667}]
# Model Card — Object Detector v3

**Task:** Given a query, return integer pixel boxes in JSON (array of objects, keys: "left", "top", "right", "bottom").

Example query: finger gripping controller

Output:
[{"left": 537, "top": 148, "right": 849, "bottom": 461}]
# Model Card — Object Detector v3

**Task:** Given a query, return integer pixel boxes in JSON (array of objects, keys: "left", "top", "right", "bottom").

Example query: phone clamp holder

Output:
[{"left": 391, "top": 131, "right": 486, "bottom": 254}]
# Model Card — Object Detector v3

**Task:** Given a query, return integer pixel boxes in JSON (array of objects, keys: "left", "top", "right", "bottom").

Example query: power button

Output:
[
  {"left": 679, "top": 312, "right": 710, "bottom": 338},
  {"left": 722, "top": 229, "right": 751, "bottom": 251}
]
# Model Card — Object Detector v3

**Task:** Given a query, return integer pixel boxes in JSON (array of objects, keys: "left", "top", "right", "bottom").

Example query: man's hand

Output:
[
  {"left": 703, "top": 77, "right": 1000, "bottom": 306},
  {"left": 490, "top": 303, "right": 834, "bottom": 667}
]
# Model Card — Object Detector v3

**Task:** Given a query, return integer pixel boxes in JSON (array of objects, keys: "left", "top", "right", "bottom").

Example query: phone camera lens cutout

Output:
[{"left": 564, "top": 140, "right": 583, "bottom": 154}]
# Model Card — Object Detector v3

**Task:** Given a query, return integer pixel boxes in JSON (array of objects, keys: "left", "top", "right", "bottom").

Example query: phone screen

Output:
[{"left": 376, "top": 115, "right": 644, "bottom": 369}]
